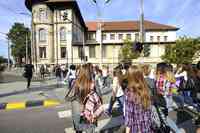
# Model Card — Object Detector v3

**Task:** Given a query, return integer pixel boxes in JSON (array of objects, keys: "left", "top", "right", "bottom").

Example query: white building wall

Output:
[{"left": 145, "top": 31, "right": 176, "bottom": 42}]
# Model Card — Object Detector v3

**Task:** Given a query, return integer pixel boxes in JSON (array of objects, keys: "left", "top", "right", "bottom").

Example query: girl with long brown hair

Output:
[
  {"left": 125, "top": 65, "right": 153, "bottom": 133},
  {"left": 67, "top": 64, "right": 103, "bottom": 133}
]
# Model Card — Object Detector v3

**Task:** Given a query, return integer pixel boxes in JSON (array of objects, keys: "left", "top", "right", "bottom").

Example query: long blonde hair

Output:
[
  {"left": 166, "top": 71, "right": 176, "bottom": 83},
  {"left": 127, "top": 65, "right": 151, "bottom": 109}
]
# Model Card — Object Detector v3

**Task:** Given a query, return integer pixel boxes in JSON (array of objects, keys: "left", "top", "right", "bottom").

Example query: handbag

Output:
[
  {"left": 151, "top": 105, "right": 161, "bottom": 129},
  {"left": 153, "top": 104, "right": 171, "bottom": 133}
]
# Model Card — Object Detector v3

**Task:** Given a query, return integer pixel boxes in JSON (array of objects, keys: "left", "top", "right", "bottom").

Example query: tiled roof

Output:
[{"left": 86, "top": 20, "right": 179, "bottom": 32}]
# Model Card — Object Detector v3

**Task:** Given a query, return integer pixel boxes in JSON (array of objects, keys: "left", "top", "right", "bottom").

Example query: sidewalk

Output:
[
  {"left": 0, "top": 73, "right": 67, "bottom": 102},
  {"left": 0, "top": 72, "right": 112, "bottom": 110}
]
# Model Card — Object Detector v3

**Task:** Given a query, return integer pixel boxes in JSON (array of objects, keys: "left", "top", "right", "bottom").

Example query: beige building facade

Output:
[{"left": 25, "top": 0, "right": 179, "bottom": 69}]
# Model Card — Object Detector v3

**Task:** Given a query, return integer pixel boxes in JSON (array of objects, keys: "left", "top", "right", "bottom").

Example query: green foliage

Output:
[
  {"left": 119, "top": 39, "right": 140, "bottom": 63},
  {"left": 8, "top": 23, "right": 31, "bottom": 65},
  {"left": 162, "top": 37, "right": 200, "bottom": 65},
  {"left": 143, "top": 43, "right": 150, "bottom": 57}
]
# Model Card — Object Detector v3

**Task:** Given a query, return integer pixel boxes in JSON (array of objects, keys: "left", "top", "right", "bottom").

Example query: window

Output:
[
  {"left": 135, "top": 33, "right": 139, "bottom": 41},
  {"left": 88, "top": 33, "right": 96, "bottom": 40},
  {"left": 157, "top": 36, "right": 161, "bottom": 42},
  {"left": 110, "top": 34, "right": 115, "bottom": 40},
  {"left": 102, "top": 45, "right": 107, "bottom": 58},
  {"left": 39, "top": 8, "right": 46, "bottom": 21},
  {"left": 60, "top": 27, "right": 66, "bottom": 41},
  {"left": 118, "top": 34, "right": 123, "bottom": 40},
  {"left": 89, "top": 46, "right": 96, "bottom": 58},
  {"left": 39, "top": 47, "right": 46, "bottom": 59},
  {"left": 61, "top": 47, "right": 66, "bottom": 58},
  {"left": 126, "top": 34, "right": 131, "bottom": 40},
  {"left": 150, "top": 36, "right": 154, "bottom": 42},
  {"left": 39, "top": 29, "right": 47, "bottom": 42},
  {"left": 103, "top": 34, "right": 107, "bottom": 40},
  {"left": 60, "top": 10, "right": 68, "bottom": 21},
  {"left": 78, "top": 47, "right": 83, "bottom": 59},
  {"left": 164, "top": 36, "right": 168, "bottom": 42}
]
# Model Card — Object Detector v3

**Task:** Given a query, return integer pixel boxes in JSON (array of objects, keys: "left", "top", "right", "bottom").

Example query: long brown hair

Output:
[
  {"left": 73, "top": 65, "right": 93, "bottom": 103},
  {"left": 127, "top": 65, "right": 151, "bottom": 109}
]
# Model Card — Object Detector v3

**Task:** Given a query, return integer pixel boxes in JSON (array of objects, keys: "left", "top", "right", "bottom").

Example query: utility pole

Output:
[
  {"left": 90, "top": 0, "right": 111, "bottom": 68},
  {"left": 7, "top": 38, "right": 10, "bottom": 70},
  {"left": 140, "top": 0, "right": 145, "bottom": 43},
  {"left": 26, "top": 33, "right": 28, "bottom": 64},
  {"left": 82, "top": 31, "right": 86, "bottom": 64},
  {"left": 99, "top": 22, "right": 103, "bottom": 67}
]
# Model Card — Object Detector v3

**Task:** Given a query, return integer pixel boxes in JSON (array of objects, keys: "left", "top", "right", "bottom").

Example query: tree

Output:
[
  {"left": 162, "top": 37, "right": 200, "bottom": 65},
  {"left": 119, "top": 39, "right": 140, "bottom": 63},
  {"left": 8, "top": 23, "right": 31, "bottom": 66}
]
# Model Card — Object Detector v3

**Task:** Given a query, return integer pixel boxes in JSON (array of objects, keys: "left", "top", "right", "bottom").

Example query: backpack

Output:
[{"left": 81, "top": 91, "right": 103, "bottom": 124}]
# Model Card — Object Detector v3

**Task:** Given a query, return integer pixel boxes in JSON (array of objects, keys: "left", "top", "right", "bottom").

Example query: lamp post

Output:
[
  {"left": 140, "top": 0, "right": 145, "bottom": 43},
  {"left": 0, "top": 32, "right": 11, "bottom": 70},
  {"left": 19, "top": 12, "right": 37, "bottom": 71},
  {"left": 90, "top": 0, "right": 111, "bottom": 68}
]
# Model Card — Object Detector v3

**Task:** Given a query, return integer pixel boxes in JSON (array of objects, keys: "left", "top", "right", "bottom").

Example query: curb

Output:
[{"left": 0, "top": 99, "right": 60, "bottom": 111}]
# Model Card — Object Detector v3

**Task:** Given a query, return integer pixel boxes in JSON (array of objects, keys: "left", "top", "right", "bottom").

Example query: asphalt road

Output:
[
  {"left": 0, "top": 104, "right": 199, "bottom": 133},
  {"left": 0, "top": 105, "right": 70, "bottom": 133}
]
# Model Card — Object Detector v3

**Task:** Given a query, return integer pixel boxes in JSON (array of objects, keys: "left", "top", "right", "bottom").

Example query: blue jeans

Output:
[
  {"left": 167, "top": 117, "right": 183, "bottom": 133},
  {"left": 107, "top": 95, "right": 124, "bottom": 114}
]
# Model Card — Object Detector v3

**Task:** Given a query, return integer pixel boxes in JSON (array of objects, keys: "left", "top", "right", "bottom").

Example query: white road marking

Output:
[
  {"left": 58, "top": 110, "right": 71, "bottom": 118},
  {"left": 58, "top": 103, "right": 118, "bottom": 118},
  {"left": 65, "top": 127, "right": 75, "bottom": 133}
]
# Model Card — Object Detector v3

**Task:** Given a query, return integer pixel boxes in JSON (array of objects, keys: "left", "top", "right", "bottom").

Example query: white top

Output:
[
  {"left": 175, "top": 71, "right": 187, "bottom": 81},
  {"left": 66, "top": 70, "right": 76, "bottom": 79},
  {"left": 112, "top": 77, "right": 124, "bottom": 97}
]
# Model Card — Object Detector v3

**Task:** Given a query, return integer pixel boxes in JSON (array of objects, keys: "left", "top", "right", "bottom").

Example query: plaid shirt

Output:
[
  {"left": 156, "top": 75, "right": 172, "bottom": 96},
  {"left": 124, "top": 90, "right": 153, "bottom": 133},
  {"left": 156, "top": 75, "right": 165, "bottom": 95}
]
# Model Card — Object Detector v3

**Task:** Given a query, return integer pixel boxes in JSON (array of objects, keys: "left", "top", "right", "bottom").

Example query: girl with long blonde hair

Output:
[{"left": 125, "top": 65, "right": 153, "bottom": 133}]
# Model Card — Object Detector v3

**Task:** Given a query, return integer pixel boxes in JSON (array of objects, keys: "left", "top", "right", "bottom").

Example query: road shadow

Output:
[
  {"left": 98, "top": 110, "right": 124, "bottom": 133},
  {"left": 0, "top": 84, "right": 65, "bottom": 98}
]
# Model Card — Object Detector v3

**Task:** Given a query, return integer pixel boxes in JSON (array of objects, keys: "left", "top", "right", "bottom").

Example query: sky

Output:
[{"left": 0, "top": 0, "right": 200, "bottom": 58}]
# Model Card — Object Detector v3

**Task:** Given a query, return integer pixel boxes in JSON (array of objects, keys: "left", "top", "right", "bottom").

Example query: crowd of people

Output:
[
  {"left": 63, "top": 61, "right": 200, "bottom": 133},
  {"left": 23, "top": 60, "right": 200, "bottom": 132}
]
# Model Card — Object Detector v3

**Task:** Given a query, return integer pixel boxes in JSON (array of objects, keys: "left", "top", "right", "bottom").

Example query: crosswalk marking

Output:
[
  {"left": 58, "top": 110, "right": 71, "bottom": 118},
  {"left": 57, "top": 103, "right": 118, "bottom": 118}
]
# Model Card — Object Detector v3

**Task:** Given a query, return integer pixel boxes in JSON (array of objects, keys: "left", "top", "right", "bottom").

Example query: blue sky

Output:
[{"left": 0, "top": 0, "right": 200, "bottom": 57}]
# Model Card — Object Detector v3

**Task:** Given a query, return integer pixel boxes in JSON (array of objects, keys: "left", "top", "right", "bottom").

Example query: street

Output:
[{"left": 0, "top": 104, "right": 70, "bottom": 133}]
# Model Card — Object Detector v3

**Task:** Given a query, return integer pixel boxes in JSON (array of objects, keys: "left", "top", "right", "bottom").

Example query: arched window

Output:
[
  {"left": 60, "top": 27, "right": 66, "bottom": 41},
  {"left": 39, "top": 28, "right": 47, "bottom": 42}
]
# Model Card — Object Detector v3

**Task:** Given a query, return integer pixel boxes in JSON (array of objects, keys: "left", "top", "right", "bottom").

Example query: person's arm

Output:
[
  {"left": 126, "top": 127, "right": 130, "bottom": 133},
  {"left": 112, "top": 77, "right": 118, "bottom": 97}
]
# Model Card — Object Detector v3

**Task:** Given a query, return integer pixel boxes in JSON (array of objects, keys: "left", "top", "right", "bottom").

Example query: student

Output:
[
  {"left": 24, "top": 60, "right": 34, "bottom": 89},
  {"left": 40, "top": 64, "right": 45, "bottom": 79},
  {"left": 106, "top": 68, "right": 124, "bottom": 116},
  {"left": 66, "top": 65, "right": 103, "bottom": 133},
  {"left": 124, "top": 65, "right": 153, "bottom": 133}
]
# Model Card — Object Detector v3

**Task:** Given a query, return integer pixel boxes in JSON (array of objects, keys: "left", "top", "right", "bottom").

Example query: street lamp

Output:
[
  {"left": 19, "top": 12, "right": 37, "bottom": 72},
  {"left": 0, "top": 32, "right": 11, "bottom": 70},
  {"left": 19, "top": 12, "right": 31, "bottom": 64},
  {"left": 90, "top": 0, "right": 111, "bottom": 68}
]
